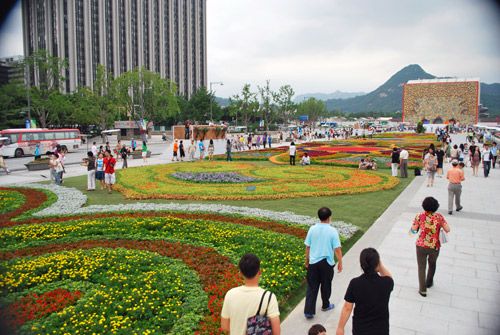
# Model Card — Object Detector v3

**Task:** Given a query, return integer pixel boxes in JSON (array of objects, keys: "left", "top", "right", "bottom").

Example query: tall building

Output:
[{"left": 22, "top": 0, "right": 207, "bottom": 97}]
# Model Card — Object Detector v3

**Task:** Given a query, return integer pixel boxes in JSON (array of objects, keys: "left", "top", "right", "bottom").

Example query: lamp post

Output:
[{"left": 209, "top": 81, "right": 223, "bottom": 122}]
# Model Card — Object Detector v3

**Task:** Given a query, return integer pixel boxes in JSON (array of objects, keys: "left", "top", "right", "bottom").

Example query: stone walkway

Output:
[{"left": 282, "top": 142, "right": 500, "bottom": 334}]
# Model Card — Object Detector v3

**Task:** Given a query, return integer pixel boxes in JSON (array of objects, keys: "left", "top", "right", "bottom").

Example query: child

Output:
[{"left": 172, "top": 140, "right": 179, "bottom": 161}]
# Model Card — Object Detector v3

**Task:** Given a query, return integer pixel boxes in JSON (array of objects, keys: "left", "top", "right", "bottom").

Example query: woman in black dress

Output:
[{"left": 435, "top": 146, "right": 445, "bottom": 177}]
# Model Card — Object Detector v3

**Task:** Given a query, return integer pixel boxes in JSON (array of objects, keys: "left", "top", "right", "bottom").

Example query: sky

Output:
[{"left": 1, "top": 0, "right": 499, "bottom": 98}]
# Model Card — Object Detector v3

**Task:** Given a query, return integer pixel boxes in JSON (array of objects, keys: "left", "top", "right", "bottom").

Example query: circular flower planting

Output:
[
  {"left": 171, "top": 172, "right": 261, "bottom": 183},
  {"left": 115, "top": 162, "right": 399, "bottom": 200},
  {"left": 0, "top": 190, "right": 25, "bottom": 215}
]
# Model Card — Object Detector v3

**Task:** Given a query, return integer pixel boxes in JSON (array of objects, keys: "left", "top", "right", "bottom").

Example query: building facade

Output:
[
  {"left": 0, "top": 56, "right": 25, "bottom": 86},
  {"left": 402, "top": 78, "right": 480, "bottom": 125},
  {"left": 22, "top": 0, "right": 207, "bottom": 96}
]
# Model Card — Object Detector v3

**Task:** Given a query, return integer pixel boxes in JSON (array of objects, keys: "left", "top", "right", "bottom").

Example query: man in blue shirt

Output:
[{"left": 304, "top": 207, "right": 343, "bottom": 319}]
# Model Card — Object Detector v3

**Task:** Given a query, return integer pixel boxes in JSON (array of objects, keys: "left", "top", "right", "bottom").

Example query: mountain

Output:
[
  {"left": 480, "top": 83, "right": 500, "bottom": 116},
  {"left": 325, "top": 64, "right": 436, "bottom": 113},
  {"left": 294, "top": 91, "right": 365, "bottom": 102}
]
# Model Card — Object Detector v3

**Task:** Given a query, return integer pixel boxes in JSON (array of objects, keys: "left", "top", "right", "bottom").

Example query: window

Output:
[
  {"left": 55, "top": 132, "right": 66, "bottom": 139},
  {"left": 45, "top": 132, "right": 55, "bottom": 140},
  {"left": 5, "top": 134, "right": 19, "bottom": 144}
]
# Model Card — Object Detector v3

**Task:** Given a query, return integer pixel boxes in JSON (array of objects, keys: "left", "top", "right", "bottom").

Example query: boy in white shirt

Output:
[{"left": 221, "top": 254, "right": 281, "bottom": 335}]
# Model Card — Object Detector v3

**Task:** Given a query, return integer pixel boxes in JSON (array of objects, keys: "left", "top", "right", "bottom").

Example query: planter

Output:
[
  {"left": 25, "top": 161, "right": 49, "bottom": 171},
  {"left": 132, "top": 150, "right": 151, "bottom": 159}
]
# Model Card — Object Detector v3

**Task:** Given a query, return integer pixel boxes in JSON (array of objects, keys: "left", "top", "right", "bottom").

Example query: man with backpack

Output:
[{"left": 221, "top": 253, "right": 280, "bottom": 334}]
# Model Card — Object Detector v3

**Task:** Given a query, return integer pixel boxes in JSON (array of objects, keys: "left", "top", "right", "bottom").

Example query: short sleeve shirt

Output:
[
  {"left": 221, "top": 286, "right": 279, "bottom": 335},
  {"left": 414, "top": 212, "right": 446, "bottom": 250},
  {"left": 103, "top": 157, "right": 116, "bottom": 174},
  {"left": 305, "top": 223, "right": 341, "bottom": 266},
  {"left": 345, "top": 273, "right": 394, "bottom": 335}
]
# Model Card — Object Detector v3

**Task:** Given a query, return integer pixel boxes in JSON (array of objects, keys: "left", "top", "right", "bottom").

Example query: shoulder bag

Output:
[{"left": 246, "top": 290, "right": 273, "bottom": 335}]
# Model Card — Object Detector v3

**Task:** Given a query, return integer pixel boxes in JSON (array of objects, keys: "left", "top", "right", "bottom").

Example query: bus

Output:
[{"left": 0, "top": 128, "right": 81, "bottom": 158}]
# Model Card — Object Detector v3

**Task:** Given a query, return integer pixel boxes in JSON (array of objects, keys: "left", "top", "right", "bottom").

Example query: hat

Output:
[{"left": 451, "top": 160, "right": 459, "bottom": 165}]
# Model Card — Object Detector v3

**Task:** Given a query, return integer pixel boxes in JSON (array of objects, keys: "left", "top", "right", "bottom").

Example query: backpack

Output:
[
  {"left": 428, "top": 156, "right": 437, "bottom": 171},
  {"left": 246, "top": 290, "right": 273, "bottom": 335}
]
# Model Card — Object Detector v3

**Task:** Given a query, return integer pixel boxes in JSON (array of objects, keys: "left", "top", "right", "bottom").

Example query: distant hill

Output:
[
  {"left": 325, "top": 64, "right": 435, "bottom": 113},
  {"left": 215, "top": 96, "right": 230, "bottom": 107},
  {"left": 294, "top": 91, "right": 365, "bottom": 102},
  {"left": 324, "top": 64, "right": 500, "bottom": 116}
]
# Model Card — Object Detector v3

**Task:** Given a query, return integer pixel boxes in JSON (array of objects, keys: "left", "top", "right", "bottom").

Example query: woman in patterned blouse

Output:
[{"left": 411, "top": 197, "right": 451, "bottom": 297}]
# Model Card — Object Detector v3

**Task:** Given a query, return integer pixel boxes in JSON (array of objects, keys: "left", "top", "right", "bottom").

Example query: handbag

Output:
[
  {"left": 439, "top": 229, "right": 448, "bottom": 244},
  {"left": 246, "top": 290, "right": 273, "bottom": 335}
]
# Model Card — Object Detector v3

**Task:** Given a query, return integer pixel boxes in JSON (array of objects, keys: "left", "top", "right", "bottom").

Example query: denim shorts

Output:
[{"left": 96, "top": 171, "right": 105, "bottom": 180}]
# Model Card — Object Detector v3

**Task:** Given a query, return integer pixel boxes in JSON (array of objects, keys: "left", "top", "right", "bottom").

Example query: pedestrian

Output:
[
  {"left": 390, "top": 147, "right": 399, "bottom": 177},
  {"left": 304, "top": 207, "right": 343, "bottom": 319},
  {"left": 198, "top": 140, "right": 205, "bottom": 160},
  {"left": 172, "top": 140, "right": 179, "bottom": 161},
  {"left": 91, "top": 141, "right": 98, "bottom": 157},
  {"left": 424, "top": 148, "right": 437, "bottom": 187},
  {"left": 446, "top": 160, "right": 464, "bottom": 215},
  {"left": 179, "top": 140, "right": 185, "bottom": 161},
  {"left": 34, "top": 143, "right": 41, "bottom": 160},
  {"left": 470, "top": 143, "right": 480, "bottom": 176},
  {"left": 48, "top": 152, "right": 57, "bottom": 181},
  {"left": 95, "top": 152, "right": 105, "bottom": 190},
  {"left": 83, "top": 151, "right": 96, "bottom": 191},
  {"left": 410, "top": 197, "right": 450, "bottom": 297},
  {"left": 105, "top": 141, "right": 111, "bottom": 153},
  {"left": 289, "top": 142, "right": 297, "bottom": 166},
  {"left": 336, "top": 248, "right": 393, "bottom": 335},
  {"left": 309, "top": 324, "right": 327, "bottom": 335},
  {"left": 399, "top": 147, "right": 409, "bottom": 178},
  {"left": 188, "top": 140, "right": 196, "bottom": 161},
  {"left": 103, "top": 150, "right": 116, "bottom": 194},
  {"left": 435, "top": 146, "right": 445, "bottom": 177},
  {"left": 0, "top": 141, "right": 11, "bottom": 174},
  {"left": 226, "top": 139, "right": 232, "bottom": 161},
  {"left": 131, "top": 138, "right": 137, "bottom": 151},
  {"left": 268, "top": 134, "right": 272, "bottom": 148},
  {"left": 301, "top": 153, "right": 311, "bottom": 166},
  {"left": 491, "top": 142, "right": 498, "bottom": 168},
  {"left": 221, "top": 253, "right": 281, "bottom": 335},
  {"left": 54, "top": 153, "right": 64, "bottom": 185},
  {"left": 120, "top": 144, "right": 128, "bottom": 169},
  {"left": 263, "top": 133, "right": 267, "bottom": 148},
  {"left": 482, "top": 144, "right": 491, "bottom": 177},
  {"left": 207, "top": 139, "right": 214, "bottom": 161},
  {"left": 142, "top": 141, "right": 148, "bottom": 163},
  {"left": 450, "top": 145, "right": 459, "bottom": 161}
]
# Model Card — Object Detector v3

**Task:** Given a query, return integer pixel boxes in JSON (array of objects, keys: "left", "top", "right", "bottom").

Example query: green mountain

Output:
[{"left": 325, "top": 64, "right": 500, "bottom": 116}]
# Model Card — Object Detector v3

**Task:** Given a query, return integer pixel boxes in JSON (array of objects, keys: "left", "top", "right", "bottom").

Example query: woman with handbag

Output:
[{"left": 410, "top": 197, "right": 450, "bottom": 297}]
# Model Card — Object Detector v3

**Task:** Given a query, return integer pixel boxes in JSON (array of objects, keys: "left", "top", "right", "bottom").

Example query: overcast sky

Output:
[{"left": 1, "top": 0, "right": 499, "bottom": 97}]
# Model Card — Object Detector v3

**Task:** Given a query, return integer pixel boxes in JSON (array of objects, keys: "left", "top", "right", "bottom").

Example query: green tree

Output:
[
  {"left": 257, "top": 80, "right": 275, "bottom": 131},
  {"left": 186, "top": 87, "right": 221, "bottom": 122},
  {"left": 112, "top": 67, "right": 179, "bottom": 124},
  {"left": 23, "top": 49, "right": 68, "bottom": 127},
  {"left": 273, "top": 84, "right": 295, "bottom": 124},
  {"left": 0, "top": 82, "right": 27, "bottom": 129},
  {"left": 297, "top": 98, "right": 327, "bottom": 125},
  {"left": 228, "top": 83, "right": 259, "bottom": 127}
]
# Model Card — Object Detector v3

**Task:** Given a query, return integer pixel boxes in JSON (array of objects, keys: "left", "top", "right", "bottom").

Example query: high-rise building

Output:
[{"left": 21, "top": 0, "right": 207, "bottom": 97}]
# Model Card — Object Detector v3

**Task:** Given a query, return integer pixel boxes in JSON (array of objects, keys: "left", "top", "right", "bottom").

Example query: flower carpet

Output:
[
  {"left": 115, "top": 161, "right": 399, "bottom": 200},
  {"left": 0, "top": 184, "right": 356, "bottom": 334}
]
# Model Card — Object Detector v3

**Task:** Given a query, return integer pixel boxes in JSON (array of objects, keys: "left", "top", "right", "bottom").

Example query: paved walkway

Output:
[{"left": 283, "top": 140, "right": 500, "bottom": 334}]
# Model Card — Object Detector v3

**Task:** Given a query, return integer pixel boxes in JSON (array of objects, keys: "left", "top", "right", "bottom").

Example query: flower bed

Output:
[
  {"left": 0, "top": 190, "right": 25, "bottom": 215},
  {"left": 171, "top": 172, "right": 261, "bottom": 183},
  {"left": 115, "top": 162, "right": 399, "bottom": 200}
]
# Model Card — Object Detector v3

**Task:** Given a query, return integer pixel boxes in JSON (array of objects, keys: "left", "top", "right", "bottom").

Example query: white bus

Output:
[{"left": 0, "top": 128, "right": 81, "bottom": 158}]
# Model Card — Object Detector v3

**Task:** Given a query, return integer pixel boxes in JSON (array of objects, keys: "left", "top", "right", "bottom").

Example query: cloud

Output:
[{"left": 208, "top": 0, "right": 500, "bottom": 97}]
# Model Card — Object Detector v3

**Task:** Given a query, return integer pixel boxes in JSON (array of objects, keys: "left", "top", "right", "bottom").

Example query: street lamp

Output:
[{"left": 209, "top": 81, "right": 223, "bottom": 122}]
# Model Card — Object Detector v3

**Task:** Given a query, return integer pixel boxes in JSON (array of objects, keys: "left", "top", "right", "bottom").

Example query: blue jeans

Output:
[
  {"left": 55, "top": 171, "right": 63, "bottom": 185},
  {"left": 483, "top": 161, "right": 491, "bottom": 177}
]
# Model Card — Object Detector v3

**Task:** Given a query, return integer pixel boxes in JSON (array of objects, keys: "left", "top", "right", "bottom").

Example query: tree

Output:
[
  {"left": 23, "top": 49, "right": 68, "bottom": 127},
  {"left": 112, "top": 67, "right": 179, "bottom": 124},
  {"left": 228, "top": 83, "right": 259, "bottom": 127},
  {"left": 185, "top": 86, "right": 221, "bottom": 122},
  {"left": 273, "top": 85, "right": 295, "bottom": 124},
  {"left": 257, "top": 80, "right": 275, "bottom": 131},
  {"left": 297, "top": 98, "right": 327, "bottom": 125},
  {"left": 0, "top": 82, "right": 27, "bottom": 129}
]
